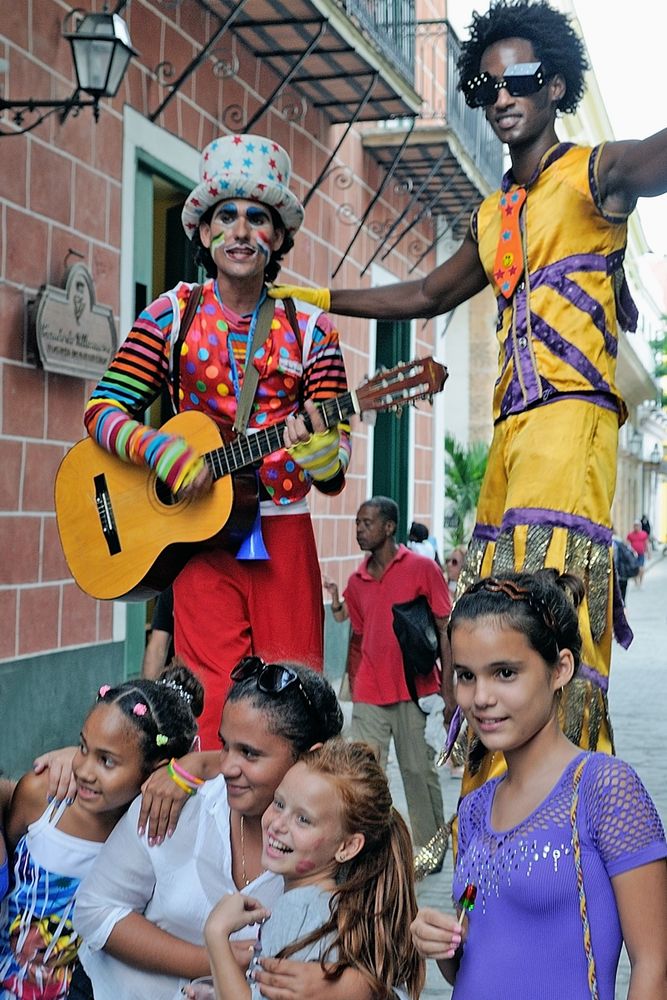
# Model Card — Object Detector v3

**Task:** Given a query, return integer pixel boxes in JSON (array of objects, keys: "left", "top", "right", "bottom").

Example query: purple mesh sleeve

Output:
[{"left": 583, "top": 755, "right": 667, "bottom": 878}]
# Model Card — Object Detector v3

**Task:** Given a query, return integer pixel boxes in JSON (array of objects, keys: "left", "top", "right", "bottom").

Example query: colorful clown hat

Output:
[{"left": 181, "top": 134, "right": 304, "bottom": 239}]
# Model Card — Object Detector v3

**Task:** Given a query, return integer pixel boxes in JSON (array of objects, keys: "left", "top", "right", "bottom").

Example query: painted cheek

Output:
[
  {"left": 294, "top": 859, "right": 318, "bottom": 875},
  {"left": 256, "top": 231, "right": 271, "bottom": 258},
  {"left": 210, "top": 232, "right": 226, "bottom": 253}
]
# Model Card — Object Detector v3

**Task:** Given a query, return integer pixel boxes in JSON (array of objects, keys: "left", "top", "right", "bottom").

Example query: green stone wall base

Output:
[{"left": 0, "top": 643, "right": 125, "bottom": 778}]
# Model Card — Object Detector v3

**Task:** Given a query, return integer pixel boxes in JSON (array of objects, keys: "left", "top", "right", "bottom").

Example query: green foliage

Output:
[
  {"left": 444, "top": 434, "right": 489, "bottom": 546},
  {"left": 650, "top": 317, "right": 667, "bottom": 397}
]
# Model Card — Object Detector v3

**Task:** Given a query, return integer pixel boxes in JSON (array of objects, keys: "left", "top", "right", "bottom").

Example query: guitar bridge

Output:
[{"left": 94, "top": 474, "right": 121, "bottom": 556}]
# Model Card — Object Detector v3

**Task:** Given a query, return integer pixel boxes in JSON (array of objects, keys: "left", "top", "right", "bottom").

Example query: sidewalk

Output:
[{"left": 379, "top": 555, "right": 667, "bottom": 998}]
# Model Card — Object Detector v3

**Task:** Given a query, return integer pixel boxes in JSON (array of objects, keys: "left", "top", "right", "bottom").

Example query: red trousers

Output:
[{"left": 173, "top": 512, "right": 324, "bottom": 749}]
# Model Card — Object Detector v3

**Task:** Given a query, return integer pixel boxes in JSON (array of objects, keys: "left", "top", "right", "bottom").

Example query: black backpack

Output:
[{"left": 615, "top": 541, "right": 639, "bottom": 579}]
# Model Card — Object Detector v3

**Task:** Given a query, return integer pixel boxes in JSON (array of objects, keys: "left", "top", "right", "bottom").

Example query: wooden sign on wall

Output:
[{"left": 29, "top": 263, "right": 117, "bottom": 379}]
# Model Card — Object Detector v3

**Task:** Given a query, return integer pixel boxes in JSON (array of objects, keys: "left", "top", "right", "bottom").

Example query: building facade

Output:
[{"left": 0, "top": 0, "right": 500, "bottom": 771}]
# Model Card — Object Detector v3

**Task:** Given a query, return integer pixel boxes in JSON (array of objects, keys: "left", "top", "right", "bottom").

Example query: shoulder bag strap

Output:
[
  {"left": 282, "top": 297, "right": 303, "bottom": 353},
  {"left": 171, "top": 284, "right": 203, "bottom": 414},
  {"left": 232, "top": 297, "right": 275, "bottom": 435},
  {"left": 570, "top": 756, "right": 599, "bottom": 1000}
]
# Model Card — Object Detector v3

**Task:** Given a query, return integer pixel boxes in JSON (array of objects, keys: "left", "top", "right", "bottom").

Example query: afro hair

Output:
[{"left": 457, "top": 0, "right": 589, "bottom": 114}]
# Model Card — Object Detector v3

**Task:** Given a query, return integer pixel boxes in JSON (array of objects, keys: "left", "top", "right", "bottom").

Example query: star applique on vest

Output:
[{"left": 493, "top": 187, "right": 527, "bottom": 297}]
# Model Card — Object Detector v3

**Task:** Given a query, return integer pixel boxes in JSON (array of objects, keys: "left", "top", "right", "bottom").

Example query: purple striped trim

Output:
[
  {"left": 443, "top": 706, "right": 464, "bottom": 757},
  {"left": 577, "top": 662, "right": 609, "bottom": 692},
  {"left": 617, "top": 275, "right": 638, "bottom": 332},
  {"left": 511, "top": 292, "right": 542, "bottom": 400},
  {"left": 612, "top": 571, "right": 634, "bottom": 650},
  {"left": 530, "top": 315, "right": 610, "bottom": 392},
  {"left": 500, "top": 507, "right": 612, "bottom": 546},
  {"left": 472, "top": 522, "right": 499, "bottom": 542},
  {"left": 497, "top": 387, "right": 620, "bottom": 422}
]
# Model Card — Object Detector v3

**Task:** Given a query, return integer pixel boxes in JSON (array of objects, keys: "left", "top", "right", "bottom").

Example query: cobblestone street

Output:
[{"left": 362, "top": 554, "right": 667, "bottom": 998}]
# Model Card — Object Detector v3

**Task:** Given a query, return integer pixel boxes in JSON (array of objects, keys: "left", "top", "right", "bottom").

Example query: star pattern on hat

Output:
[{"left": 182, "top": 133, "right": 304, "bottom": 237}]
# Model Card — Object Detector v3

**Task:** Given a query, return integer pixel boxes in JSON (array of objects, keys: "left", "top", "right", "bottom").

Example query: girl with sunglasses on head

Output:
[
  {"left": 201, "top": 738, "right": 423, "bottom": 1000},
  {"left": 73, "top": 661, "right": 376, "bottom": 1000},
  {"left": 0, "top": 663, "right": 202, "bottom": 1000},
  {"left": 411, "top": 571, "right": 667, "bottom": 1000}
]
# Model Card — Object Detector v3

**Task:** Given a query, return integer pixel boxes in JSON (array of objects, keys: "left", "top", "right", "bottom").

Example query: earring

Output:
[{"left": 335, "top": 852, "right": 346, "bottom": 863}]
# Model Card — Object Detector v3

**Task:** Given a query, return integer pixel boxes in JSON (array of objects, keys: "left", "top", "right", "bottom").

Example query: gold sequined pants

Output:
[{"left": 457, "top": 398, "right": 618, "bottom": 798}]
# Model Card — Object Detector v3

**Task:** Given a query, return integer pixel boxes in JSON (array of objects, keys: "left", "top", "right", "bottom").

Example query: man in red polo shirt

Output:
[{"left": 335, "top": 496, "right": 451, "bottom": 856}]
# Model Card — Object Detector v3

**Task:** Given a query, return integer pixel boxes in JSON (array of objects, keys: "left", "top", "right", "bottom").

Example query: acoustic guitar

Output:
[{"left": 55, "top": 357, "right": 447, "bottom": 601}]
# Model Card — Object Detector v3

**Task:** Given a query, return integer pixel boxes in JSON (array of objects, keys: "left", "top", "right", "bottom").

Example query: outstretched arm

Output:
[
  {"left": 270, "top": 232, "right": 488, "bottom": 321},
  {"left": 598, "top": 128, "right": 667, "bottom": 213},
  {"left": 331, "top": 233, "right": 487, "bottom": 319}
]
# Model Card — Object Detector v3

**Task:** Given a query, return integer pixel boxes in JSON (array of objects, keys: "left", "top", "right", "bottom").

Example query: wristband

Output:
[
  {"left": 171, "top": 758, "right": 204, "bottom": 787},
  {"left": 288, "top": 428, "right": 342, "bottom": 482},
  {"left": 167, "top": 759, "right": 197, "bottom": 795},
  {"left": 267, "top": 284, "right": 331, "bottom": 312}
]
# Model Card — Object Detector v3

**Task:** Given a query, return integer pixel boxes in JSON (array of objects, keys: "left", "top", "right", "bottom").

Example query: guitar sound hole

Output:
[{"left": 154, "top": 477, "right": 178, "bottom": 507}]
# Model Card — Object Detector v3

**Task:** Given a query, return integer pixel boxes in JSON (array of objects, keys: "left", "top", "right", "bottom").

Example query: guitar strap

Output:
[
  {"left": 232, "top": 296, "right": 275, "bottom": 435},
  {"left": 170, "top": 283, "right": 203, "bottom": 414}
]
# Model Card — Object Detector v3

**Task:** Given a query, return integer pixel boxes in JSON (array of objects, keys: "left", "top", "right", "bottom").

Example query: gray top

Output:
[{"left": 250, "top": 884, "right": 335, "bottom": 998}]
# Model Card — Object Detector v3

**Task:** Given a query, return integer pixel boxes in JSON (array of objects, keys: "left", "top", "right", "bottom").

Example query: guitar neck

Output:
[{"left": 203, "top": 391, "right": 356, "bottom": 480}]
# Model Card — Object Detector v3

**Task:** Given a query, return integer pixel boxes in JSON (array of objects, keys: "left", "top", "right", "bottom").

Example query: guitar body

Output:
[{"left": 55, "top": 411, "right": 257, "bottom": 601}]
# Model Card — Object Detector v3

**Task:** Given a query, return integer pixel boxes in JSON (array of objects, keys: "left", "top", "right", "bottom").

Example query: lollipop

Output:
[{"left": 457, "top": 883, "right": 477, "bottom": 927}]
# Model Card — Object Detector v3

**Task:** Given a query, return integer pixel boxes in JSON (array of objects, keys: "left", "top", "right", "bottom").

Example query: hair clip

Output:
[
  {"left": 156, "top": 733, "right": 169, "bottom": 746},
  {"left": 133, "top": 703, "right": 147, "bottom": 716},
  {"left": 98, "top": 684, "right": 111, "bottom": 698},
  {"left": 160, "top": 678, "right": 193, "bottom": 705}
]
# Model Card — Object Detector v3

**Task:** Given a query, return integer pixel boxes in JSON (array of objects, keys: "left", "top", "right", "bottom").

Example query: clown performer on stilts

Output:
[{"left": 266, "top": 0, "right": 667, "bottom": 854}]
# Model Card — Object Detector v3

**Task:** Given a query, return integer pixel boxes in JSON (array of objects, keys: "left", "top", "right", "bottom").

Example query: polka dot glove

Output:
[{"left": 288, "top": 428, "right": 342, "bottom": 482}]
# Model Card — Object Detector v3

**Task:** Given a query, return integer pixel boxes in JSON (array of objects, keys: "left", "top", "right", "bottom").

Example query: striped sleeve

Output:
[
  {"left": 302, "top": 311, "right": 351, "bottom": 478},
  {"left": 84, "top": 287, "right": 203, "bottom": 492}
]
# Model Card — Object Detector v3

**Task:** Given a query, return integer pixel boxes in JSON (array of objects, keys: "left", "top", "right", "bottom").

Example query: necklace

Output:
[{"left": 240, "top": 814, "right": 251, "bottom": 887}]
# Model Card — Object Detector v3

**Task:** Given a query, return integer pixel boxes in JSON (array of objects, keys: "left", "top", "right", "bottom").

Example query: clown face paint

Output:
[
  {"left": 210, "top": 231, "right": 226, "bottom": 254},
  {"left": 201, "top": 199, "right": 283, "bottom": 282}
]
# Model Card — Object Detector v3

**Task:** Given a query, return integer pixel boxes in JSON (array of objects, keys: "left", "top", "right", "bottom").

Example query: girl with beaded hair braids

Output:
[
  {"left": 411, "top": 571, "right": 667, "bottom": 999},
  {"left": 0, "top": 663, "right": 202, "bottom": 1000},
  {"left": 73, "top": 662, "right": 382, "bottom": 1000}
]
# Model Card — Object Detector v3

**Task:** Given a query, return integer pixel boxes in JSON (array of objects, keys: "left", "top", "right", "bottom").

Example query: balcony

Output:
[
  {"left": 361, "top": 20, "right": 503, "bottom": 240},
  {"left": 149, "top": 0, "right": 421, "bottom": 128}
]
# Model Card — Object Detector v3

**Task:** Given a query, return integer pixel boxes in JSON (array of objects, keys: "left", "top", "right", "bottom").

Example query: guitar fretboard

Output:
[{"left": 203, "top": 392, "right": 355, "bottom": 480}]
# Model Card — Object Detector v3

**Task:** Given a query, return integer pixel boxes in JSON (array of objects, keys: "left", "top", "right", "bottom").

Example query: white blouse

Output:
[{"left": 73, "top": 775, "right": 283, "bottom": 1000}]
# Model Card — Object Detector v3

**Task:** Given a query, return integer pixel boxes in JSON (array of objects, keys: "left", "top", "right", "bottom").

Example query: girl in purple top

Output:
[{"left": 411, "top": 570, "right": 667, "bottom": 1000}]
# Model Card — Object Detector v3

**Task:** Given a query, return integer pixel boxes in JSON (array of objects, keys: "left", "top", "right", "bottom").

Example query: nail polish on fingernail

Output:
[
  {"left": 65, "top": 797, "right": 74, "bottom": 806},
  {"left": 148, "top": 837, "right": 155, "bottom": 847},
  {"left": 167, "top": 829, "right": 174, "bottom": 838},
  {"left": 138, "top": 826, "right": 145, "bottom": 837},
  {"left": 47, "top": 795, "right": 55, "bottom": 804}
]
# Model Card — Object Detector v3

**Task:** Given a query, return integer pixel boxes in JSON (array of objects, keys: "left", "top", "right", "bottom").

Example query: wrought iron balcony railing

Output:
[
  {"left": 342, "top": 0, "right": 416, "bottom": 82},
  {"left": 416, "top": 19, "right": 503, "bottom": 191}
]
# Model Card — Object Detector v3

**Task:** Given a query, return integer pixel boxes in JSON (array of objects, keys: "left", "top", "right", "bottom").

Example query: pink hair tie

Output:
[
  {"left": 133, "top": 703, "right": 147, "bottom": 716},
  {"left": 98, "top": 685, "right": 111, "bottom": 698}
]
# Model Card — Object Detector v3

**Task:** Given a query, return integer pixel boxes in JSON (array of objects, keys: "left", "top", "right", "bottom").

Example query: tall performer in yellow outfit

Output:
[{"left": 270, "top": 0, "right": 667, "bottom": 857}]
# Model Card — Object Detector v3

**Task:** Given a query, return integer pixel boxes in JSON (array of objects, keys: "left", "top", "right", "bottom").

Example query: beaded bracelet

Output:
[
  {"left": 167, "top": 759, "right": 197, "bottom": 796},
  {"left": 171, "top": 758, "right": 204, "bottom": 787}
]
